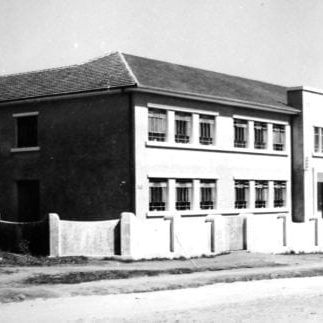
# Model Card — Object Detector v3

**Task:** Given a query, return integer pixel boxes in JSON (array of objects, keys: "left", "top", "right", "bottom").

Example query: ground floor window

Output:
[
  {"left": 274, "top": 181, "right": 286, "bottom": 207},
  {"left": 149, "top": 179, "right": 167, "bottom": 211},
  {"left": 235, "top": 180, "right": 249, "bottom": 209},
  {"left": 255, "top": 181, "right": 268, "bottom": 208},
  {"left": 176, "top": 180, "right": 192, "bottom": 210},
  {"left": 200, "top": 180, "right": 216, "bottom": 209}
]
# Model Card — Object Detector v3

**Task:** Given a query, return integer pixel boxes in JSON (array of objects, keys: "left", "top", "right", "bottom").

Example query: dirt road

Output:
[{"left": 2, "top": 276, "right": 323, "bottom": 322}]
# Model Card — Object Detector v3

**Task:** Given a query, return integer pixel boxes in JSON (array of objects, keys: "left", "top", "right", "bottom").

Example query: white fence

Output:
[
  {"left": 120, "top": 212, "right": 245, "bottom": 259},
  {"left": 48, "top": 212, "right": 323, "bottom": 259},
  {"left": 49, "top": 213, "right": 119, "bottom": 257},
  {"left": 247, "top": 213, "right": 323, "bottom": 253}
]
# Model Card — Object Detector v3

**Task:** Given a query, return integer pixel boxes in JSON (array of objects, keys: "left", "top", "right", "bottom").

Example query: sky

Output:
[{"left": 1, "top": 0, "right": 323, "bottom": 88}]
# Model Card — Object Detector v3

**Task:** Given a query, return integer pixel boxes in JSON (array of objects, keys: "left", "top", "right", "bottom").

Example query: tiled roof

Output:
[
  {"left": 123, "top": 54, "right": 289, "bottom": 110},
  {"left": 0, "top": 51, "right": 296, "bottom": 112},
  {"left": 0, "top": 52, "right": 136, "bottom": 102}
]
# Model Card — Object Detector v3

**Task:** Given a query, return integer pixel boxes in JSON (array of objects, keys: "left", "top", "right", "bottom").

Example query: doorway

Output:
[{"left": 17, "top": 180, "right": 40, "bottom": 222}]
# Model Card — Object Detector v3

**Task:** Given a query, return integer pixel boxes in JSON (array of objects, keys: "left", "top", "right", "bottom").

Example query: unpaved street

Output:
[{"left": 2, "top": 276, "right": 323, "bottom": 322}]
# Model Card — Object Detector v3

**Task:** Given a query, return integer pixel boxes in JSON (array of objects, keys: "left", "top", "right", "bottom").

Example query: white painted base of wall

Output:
[
  {"left": 48, "top": 212, "right": 323, "bottom": 259},
  {"left": 120, "top": 212, "right": 245, "bottom": 260},
  {"left": 49, "top": 213, "right": 119, "bottom": 257}
]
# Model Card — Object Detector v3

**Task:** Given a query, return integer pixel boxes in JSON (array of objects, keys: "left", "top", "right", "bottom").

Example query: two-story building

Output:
[{"left": 0, "top": 52, "right": 321, "bottom": 257}]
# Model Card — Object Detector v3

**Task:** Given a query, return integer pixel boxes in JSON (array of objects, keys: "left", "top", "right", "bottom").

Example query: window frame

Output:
[
  {"left": 255, "top": 180, "right": 268, "bottom": 208},
  {"left": 200, "top": 179, "right": 216, "bottom": 210},
  {"left": 274, "top": 181, "right": 286, "bottom": 208},
  {"left": 234, "top": 119, "right": 248, "bottom": 148},
  {"left": 12, "top": 112, "right": 39, "bottom": 151},
  {"left": 149, "top": 179, "right": 168, "bottom": 211},
  {"left": 175, "top": 112, "right": 192, "bottom": 144},
  {"left": 254, "top": 122, "right": 267, "bottom": 150},
  {"left": 175, "top": 179, "right": 193, "bottom": 210},
  {"left": 148, "top": 108, "right": 167, "bottom": 142},
  {"left": 234, "top": 180, "right": 249, "bottom": 209},
  {"left": 273, "top": 124, "right": 286, "bottom": 151},
  {"left": 199, "top": 115, "right": 215, "bottom": 145}
]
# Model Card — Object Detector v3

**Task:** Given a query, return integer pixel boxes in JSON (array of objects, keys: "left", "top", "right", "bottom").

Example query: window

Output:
[
  {"left": 175, "top": 112, "right": 191, "bottom": 143},
  {"left": 176, "top": 180, "right": 192, "bottom": 210},
  {"left": 274, "top": 181, "right": 286, "bottom": 207},
  {"left": 273, "top": 124, "right": 285, "bottom": 151},
  {"left": 149, "top": 179, "right": 167, "bottom": 211},
  {"left": 200, "top": 180, "right": 216, "bottom": 209},
  {"left": 314, "top": 127, "right": 323, "bottom": 153},
  {"left": 199, "top": 115, "right": 215, "bottom": 145},
  {"left": 148, "top": 109, "right": 167, "bottom": 142},
  {"left": 234, "top": 119, "right": 248, "bottom": 148},
  {"left": 254, "top": 122, "right": 267, "bottom": 149},
  {"left": 235, "top": 180, "right": 249, "bottom": 208},
  {"left": 16, "top": 115, "right": 38, "bottom": 148},
  {"left": 255, "top": 181, "right": 268, "bottom": 208}
]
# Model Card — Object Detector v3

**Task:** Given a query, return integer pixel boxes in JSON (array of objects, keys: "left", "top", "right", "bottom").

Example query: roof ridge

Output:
[
  {"left": 119, "top": 52, "right": 140, "bottom": 86},
  {"left": 0, "top": 51, "right": 120, "bottom": 79}
]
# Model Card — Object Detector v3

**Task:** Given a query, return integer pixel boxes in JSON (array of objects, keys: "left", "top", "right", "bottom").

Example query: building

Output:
[{"left": 0, "top": 52, "right": 321, "bottom": 257}]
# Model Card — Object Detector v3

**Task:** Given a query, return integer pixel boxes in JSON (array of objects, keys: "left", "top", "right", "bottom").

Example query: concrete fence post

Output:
[
  {"left": 120, "top": 212, "right": 135, "bottom": 257},
  {"left": 164, "top": 215, "right": 175, "bottom": 252},
  {"left": 205, "top": 215, "right": 216, "bottom": 252},
  {"left": 277, "top": 215, "right": 287, "bottom": 247},
  {"left": 49, "top": 213, "right": 60, "bottom": 257},
  {"left": 309, "top": 218, "right": 319, "bottom": 246}
]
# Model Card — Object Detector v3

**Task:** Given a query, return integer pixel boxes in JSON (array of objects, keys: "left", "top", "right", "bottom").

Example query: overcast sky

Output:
[{"left": 1, "top": 0, "right": 323, "bottom": 88}]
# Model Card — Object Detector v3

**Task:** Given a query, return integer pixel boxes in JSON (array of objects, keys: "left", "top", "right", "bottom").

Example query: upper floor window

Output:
[
  {"left": 148, "top": 109, "right": 167, "bottom": 142},
  {"left": 199, "top": 115, "right": 215, "bottom": 145},
  {"left": 314, "top": 127, "right": 323, "bottom": 153},
  {"left": 273, "top": 124, "right": 285, "bottom": 151},
  {"left": 255, "top": 181, "right": 268, "bottom": 208},
  {"left": 149, "top": 179, "right": 167, "bottom": 211},
  {"left": 15, "top": 115, "right": 38, "bottom": 148},
  {"left": 176, "top": 180, "right": 192, "bottom": 210},
  {"left": 274, "top": 181, "right": 286, "bottom": 207},
  {"left": 254, "top": 122, "right": 267, "bottom": 149},
  {"left": 234, "top": 180, "right": 249, "bottom": 209},
  {"left": 200, "top": 180, "right": 216, "bottom": 209},
  {"left": 175, "top": 112, "right": 191, "bottom": 143},
  {"left": 234, "top": 119, "right": 248, "bottom": 148}
]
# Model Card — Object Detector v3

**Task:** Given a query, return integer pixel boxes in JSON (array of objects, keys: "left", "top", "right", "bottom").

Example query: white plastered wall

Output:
[
  {"left": 301, "top": 90, "right": 323, "bottom": 220},
  {"left": 133, "top": 93, "right": 292, "bottom": 220}
]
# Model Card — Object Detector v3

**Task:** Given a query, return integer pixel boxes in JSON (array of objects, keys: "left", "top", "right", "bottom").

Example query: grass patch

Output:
[
  {"left": 0, "top": 251, "right": 88, "bottom": 267},
  {"left": 102, "top": 252, "right": 231, "bottom": 263},
  {"left": 24, "top": 263, "right": 283, "bottom": 285}
]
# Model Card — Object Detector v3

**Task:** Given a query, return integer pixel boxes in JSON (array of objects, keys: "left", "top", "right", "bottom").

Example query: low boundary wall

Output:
[
  {"left": 0, "top": 217, "right": 49, "bottom": 255},
  {"left": 247, "top": 214, "right": 323, "bottom": 253},
  {"left": 49, "top": 213, "right": 120, "bottom": 257},
  {"left": 4, "top": 211, "right": 320, "bottom": 258},
  {"left": 120, "top": 212, "right": 245, "bottom": 259}
]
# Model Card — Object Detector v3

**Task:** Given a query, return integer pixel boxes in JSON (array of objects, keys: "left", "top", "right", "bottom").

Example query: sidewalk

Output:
[{"left": 2, "top": 251, "right": 323, "bottom": 303}]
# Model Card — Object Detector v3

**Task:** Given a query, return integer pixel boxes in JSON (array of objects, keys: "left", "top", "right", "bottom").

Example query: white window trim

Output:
[
  {"left": 148, "top": 103, "right": 219, "bottom": 116},
  {"left": 12, "top": 111, "right": 39, "bottom": 118},
  {"left": 11, "top": 147, "right": 40, "bottom": 153},
  {"left": 146, "top": 141, "right": 288, "bottom": 156},
  {"left": 146, "top": 177, "right": 218, "bottom": 217},
  {"left": 233, "top": 114, "right": 288, "bottom": 125}
]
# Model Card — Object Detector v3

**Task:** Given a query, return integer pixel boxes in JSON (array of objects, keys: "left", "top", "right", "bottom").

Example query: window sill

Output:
[
  {"left": 313, "top": 152, "right": 323, "bottom": 158},
  {"left": 146, "top": 141, "right": 288, "bottom": 156},
  {"left": 11, "top": 146, "right": 40, "bottom": 153},
  {"left": 146, "top": 207, "right": 289, "bottom": 218}
]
